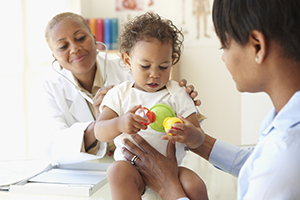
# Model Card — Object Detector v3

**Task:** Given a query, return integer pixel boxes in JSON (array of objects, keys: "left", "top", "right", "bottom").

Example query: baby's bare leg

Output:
[
  {"left": 107, "top": 160, "right": 145, "bottom": 200},
  {"left": 178, "top": 166, "right": 209, "bottom": 200}
]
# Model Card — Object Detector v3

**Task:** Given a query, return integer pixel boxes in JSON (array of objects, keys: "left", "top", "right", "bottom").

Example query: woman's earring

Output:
[{"left": 255, "top": 57, "right": 259, "bottom": 63}]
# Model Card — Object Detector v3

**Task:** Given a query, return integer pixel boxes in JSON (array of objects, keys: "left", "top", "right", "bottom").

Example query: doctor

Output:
[{"left": 42, "top": 12, "right": 201, "bottom": 164}]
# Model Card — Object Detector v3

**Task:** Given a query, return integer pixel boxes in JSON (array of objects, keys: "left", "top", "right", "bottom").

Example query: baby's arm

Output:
[
  {"left": 94, "top": 105, "right": 148, "bottom": 142},
  {"left": 161, "top": 113, "right": 205, "bottom": 149}
]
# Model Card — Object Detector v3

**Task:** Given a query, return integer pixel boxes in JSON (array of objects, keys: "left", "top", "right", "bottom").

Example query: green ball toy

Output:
[{"left": 149, "top": 103, "right": 175, "bottom": 132}]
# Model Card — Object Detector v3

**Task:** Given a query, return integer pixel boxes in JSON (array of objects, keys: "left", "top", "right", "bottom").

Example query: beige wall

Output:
[{"left": 180, "top": 46, "right": 241, "bottom": 144}]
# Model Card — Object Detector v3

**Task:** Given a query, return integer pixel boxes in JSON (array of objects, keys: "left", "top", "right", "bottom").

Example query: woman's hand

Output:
[
  {"left": 179, "top": 79, "right": 201, "bottom": 106},
  {"left": 122, "top": 134, "right": 187, "bottom": 200},
  {"left": 93, "top": 85, "right": 114, "bottom": 119}
]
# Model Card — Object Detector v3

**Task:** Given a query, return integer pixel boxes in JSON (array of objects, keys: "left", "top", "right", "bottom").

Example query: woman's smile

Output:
[{"left": 71, "top": 54, "right": 88, "bottom": 63}]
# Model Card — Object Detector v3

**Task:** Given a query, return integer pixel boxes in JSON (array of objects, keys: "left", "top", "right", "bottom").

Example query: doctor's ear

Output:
[
  {"left": 249, "top": 30, "right": 267, "bottom": 64},
  {"left": 121, "top": 52, "right": 131, "bottom": 69}
]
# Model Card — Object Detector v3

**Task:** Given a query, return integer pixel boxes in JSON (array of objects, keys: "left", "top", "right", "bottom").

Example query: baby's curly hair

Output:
[{"left": 118, "top": 12, "right": 184, "bottom": 65}]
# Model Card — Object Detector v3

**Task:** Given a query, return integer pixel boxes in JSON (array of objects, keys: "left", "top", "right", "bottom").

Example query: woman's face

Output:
[
  {"left": 221, "top": 38, "right": 265, "bottom": 93},
  {"left": 50, "top": 19, "right": 97, "bottom": 77}
]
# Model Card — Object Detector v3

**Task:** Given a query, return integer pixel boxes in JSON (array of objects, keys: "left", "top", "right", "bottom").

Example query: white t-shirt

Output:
[{"left": 100, "top": 80, "right": 197, "bottom": 164}]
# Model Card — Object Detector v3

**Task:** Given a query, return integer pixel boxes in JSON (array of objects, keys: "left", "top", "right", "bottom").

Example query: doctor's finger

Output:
[
  {"left": 94, "top": 85, "right": 114, "bottom": 98},
  {"left": 122, "top": 136, "right": 148, "bottom": 159}
]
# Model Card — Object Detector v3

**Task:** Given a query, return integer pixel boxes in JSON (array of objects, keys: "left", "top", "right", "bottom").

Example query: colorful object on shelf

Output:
[
  {"left": 86, "top": 17, "right": 119, "bottom": 50},
  {"left": 163, "top": 117, "right": 183, "bottom": 135},
  {"left": 135, "top": 107, "right": 155, "bottom": 126},
  {"left": 149, "top": 103, "right": 175, "bottom": 132}
]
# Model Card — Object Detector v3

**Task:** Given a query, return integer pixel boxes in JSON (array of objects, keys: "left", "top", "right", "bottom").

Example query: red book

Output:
[{"left": 96, "top": 18, "right": 104, "bottom": 43}]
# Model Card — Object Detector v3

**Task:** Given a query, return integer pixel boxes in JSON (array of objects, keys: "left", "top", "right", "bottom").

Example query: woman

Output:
[
  {"left": 42, "top": 12, "right": 200, "bottom": 164},
  {"left": 122, "top": 0, "right": 300, "bottom": 199}
]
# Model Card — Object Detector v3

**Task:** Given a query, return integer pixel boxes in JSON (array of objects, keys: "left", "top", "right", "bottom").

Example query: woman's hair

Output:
[
  {"left": 213, "top": 0, "right": 300, "bottom": 61},
  {"left": 44, "top": 12, "right": 92, "bottom": 49},
  {"left": 118, "top": 12, "right": 184, "bottom": 65}
]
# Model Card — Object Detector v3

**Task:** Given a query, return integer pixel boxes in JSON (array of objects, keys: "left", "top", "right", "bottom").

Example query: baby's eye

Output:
[
  {"left": 141, "top": 65, "right": 150, "bottom": 69},
  {"left": 159, "top": 66, "right": 169, "bottom": 70}
]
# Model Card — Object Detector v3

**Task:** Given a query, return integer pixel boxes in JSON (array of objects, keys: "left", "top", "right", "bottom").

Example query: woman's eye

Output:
[
  {"left": 59, "top": 45, "right": 67, "bottom": 50},
  {"left": 219, "top": 46, "right": 227, "bottom": 50},
  {"left": 77, "top": 35, "right": 86, "bottom": 41}
]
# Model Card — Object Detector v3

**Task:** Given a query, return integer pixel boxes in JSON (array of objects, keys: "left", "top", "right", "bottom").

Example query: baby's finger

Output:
[
  {"left": 128, "top": 105, "right": 142, "bottom": 114},
  {"left": 134, "top": 114, "right": 149, "bottom": 124},
  {"left": 132, "top": 117, "right": 148, "bottom": 130},
  {"left": 161, "top": 134, "right": 182, "bottom": 142},
  {"left": 177, "top": 114, "right": 189, "bottom": 124}
]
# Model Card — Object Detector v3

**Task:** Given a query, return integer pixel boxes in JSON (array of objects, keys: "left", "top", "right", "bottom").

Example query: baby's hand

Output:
[
  {"left": 161, "top": 115, "right": 205, "bottom": 149},
  {"left": 118, "top": 105, "right": 148, "bottom": 134}
]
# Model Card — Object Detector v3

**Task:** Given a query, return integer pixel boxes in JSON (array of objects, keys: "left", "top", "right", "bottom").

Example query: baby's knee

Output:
[
  {"left": 107, "top": 161, "right": 130, "bottom": 182},
  {"left": 185, "top": 178, "right": 208, "bottom": 199},
  {"left": 179, "top": 167, "right": 208, "bottom": 200}
]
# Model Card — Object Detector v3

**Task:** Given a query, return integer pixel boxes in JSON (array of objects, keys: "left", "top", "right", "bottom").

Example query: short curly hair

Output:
[{"left": 118, "top": 12, "right": 184, "bottom": 65}]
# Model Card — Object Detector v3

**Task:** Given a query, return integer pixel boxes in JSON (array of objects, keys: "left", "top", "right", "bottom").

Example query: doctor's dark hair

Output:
[
  {"left": 213, "top": 0, "right": 300, "bottom": 61},
  {"left": 45, "top": 12, "right": 92, "bottom": 49},
  {"left": 118, "top": 12, "right": 184, "bottom": 65}
]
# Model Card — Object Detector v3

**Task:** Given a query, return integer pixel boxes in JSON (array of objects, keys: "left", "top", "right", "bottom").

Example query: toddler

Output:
[{"left": 94, "top": 12, "right": 208, "bottom": 200}]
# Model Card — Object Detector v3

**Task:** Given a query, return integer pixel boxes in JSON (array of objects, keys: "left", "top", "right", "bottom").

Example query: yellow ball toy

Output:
[{"left": 163, "top": 117, "right": 183, "bottom": 135}]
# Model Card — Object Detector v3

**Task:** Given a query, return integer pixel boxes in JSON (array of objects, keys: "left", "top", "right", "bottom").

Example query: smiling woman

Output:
[{"left": 0, "top": 0, "right": 82, "bottom": 161}]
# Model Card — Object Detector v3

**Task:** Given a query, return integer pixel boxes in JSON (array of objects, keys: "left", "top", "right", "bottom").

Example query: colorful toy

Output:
[
  {"left": 135, "top": 107, "right": 155, "bottom": 126},
  {"left": 163, "top": 117, "right": 183, "bottom": 135},
  {"left": 135, "top": 103, "right": 182, "bottom": 135}
]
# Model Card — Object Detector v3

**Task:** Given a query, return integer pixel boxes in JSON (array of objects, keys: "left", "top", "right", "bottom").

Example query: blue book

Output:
[
  {"left": 104, "top": 18, "right": 112, "bottom": 50},
  {"left": 111, "top": 18, "right": 119, "bottom": 50}
]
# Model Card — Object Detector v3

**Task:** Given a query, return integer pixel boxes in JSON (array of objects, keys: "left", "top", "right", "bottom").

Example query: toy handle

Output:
[{"left": 135, "top": 107, "right": 156, "bottom": 126}]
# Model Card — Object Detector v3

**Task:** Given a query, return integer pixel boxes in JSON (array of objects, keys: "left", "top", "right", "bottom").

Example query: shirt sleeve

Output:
[
  {"left": 81, "top": 139, "right": 100, "bottom": 155},
  {"left": 209, "top": 140, "right": 254, "bottom": 177},
  {"left": 177, "top": 198, "right": 189, "bottom": 200},
  {"left": 242, "top": 133, "right": 300, "bottom": 200},
  {"left": 100, "top": 85, "right": 122, "bottom": 116}
]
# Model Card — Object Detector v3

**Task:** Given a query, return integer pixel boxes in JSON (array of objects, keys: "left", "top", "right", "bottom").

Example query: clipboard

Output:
[{"left": 6, "top": 161, "right": 110, "bottom": 197}]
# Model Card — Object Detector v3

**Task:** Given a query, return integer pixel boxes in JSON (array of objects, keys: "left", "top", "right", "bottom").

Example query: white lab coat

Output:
[{"left": 42, "top": 52, "right": 132, "bottom": 164}]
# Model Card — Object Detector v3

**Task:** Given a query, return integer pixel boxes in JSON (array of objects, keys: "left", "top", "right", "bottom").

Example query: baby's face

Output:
[{"left": 126, "top": 39, "right": 173, "bottom": 92}]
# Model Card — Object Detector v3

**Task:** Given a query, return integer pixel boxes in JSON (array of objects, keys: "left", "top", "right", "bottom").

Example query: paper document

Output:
[
  {"left": 30, "top": 168, "right": 106, "bottom": 185},
  {"left": 9, "top": 162, "right": 110, "bottom": 197},
  {"left": 0, "top": 159, "right": 53, "bottom": 189}
]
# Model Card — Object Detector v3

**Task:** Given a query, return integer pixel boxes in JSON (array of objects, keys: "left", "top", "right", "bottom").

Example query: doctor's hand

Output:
[
  {"left": 179, "top": 79, "right": 201, "bottom": 107},
  {"left": 93, "top": 85, "right": 114, "bottom": 119},
  {"left": 122, "top": 134, "right": 187, "bottom": 199},
  {"left": 118, "top": 105, "right": 148, "bottom": 134}
]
